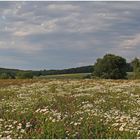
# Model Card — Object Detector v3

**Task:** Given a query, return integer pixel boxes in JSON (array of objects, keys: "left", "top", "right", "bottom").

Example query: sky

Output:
[{"left": 0, "top": 1, "right": 139, "bottom": 70}]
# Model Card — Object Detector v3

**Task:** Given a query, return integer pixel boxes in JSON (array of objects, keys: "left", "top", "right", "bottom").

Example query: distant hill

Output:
[
  {"left": 0, "top": 68, "right": 21, "bottom": 73},
  {"left": 0, "top": 65, "right": 94, "bottom": 78},
  {"left": 0, "top": 63, "right": 133, "bottom": 78},
  {"left": 34, "top": 65, "right": 94, "bottom": 76}
]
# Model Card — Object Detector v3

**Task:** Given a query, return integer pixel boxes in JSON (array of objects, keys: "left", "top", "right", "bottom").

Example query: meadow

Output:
[
  {"left": 0, "top": 79, "right": 139, "bottom": 139},
  {"left": 37, "top": 73, "right": 90, "bottom": 79}
]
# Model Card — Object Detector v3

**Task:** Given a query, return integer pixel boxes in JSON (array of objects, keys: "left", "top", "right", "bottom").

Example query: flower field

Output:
[{"left": 0, "top": 79, "right": 139, "bottom": 139}]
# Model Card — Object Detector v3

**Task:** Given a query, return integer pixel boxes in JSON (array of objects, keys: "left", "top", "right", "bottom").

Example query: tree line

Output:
[
  {"left": 0, "top": 54, "right": 139, "bottom": 79},
  {"left": 0, "top": 66, "right": 93, "bottom": 79}
]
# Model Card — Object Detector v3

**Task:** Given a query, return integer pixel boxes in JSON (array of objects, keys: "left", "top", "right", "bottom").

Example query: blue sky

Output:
[{"left": 0, "top": 2, "right": 139, "bottom": 70}]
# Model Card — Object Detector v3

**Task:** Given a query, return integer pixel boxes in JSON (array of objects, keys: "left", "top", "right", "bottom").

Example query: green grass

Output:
[
  {"left": 127, "top": 72, "right": 134, "bottom": 79},
  {"left": 37, "top": 73, "right": 91, "bottom": 79},
  {"left": 36, "top": 72, "right": 135, "bottom": 80},
  {"left": 0, "top": 79, "right": 139, "bottom": 139}
]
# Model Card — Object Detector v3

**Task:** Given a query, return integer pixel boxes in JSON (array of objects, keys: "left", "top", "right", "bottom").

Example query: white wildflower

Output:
[
  {"left": 26, "top": 122, "right": 31, "bottom": 128},
  {"left": 74, "top": 122, "right": 78, "bottom": 126},
  {"left": 21, "top": 129, "right": 25, "bottom": 133},
  {"left": 52, "top": 119, "right": 56, "bottom": 123}
]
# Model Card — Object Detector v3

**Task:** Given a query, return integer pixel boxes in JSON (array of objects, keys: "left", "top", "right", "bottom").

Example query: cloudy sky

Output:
[{"left": 0, "top": 2, "right": 139, "bottom": 70}]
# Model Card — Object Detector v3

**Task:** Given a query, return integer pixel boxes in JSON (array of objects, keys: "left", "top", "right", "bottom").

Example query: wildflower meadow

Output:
[{"left": 0, "top": 79, "right": 139, "bottom": 139}]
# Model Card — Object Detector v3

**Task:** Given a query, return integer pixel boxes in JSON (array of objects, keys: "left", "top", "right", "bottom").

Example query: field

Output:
[
  {"left": 0, "top": 79, "right": 139, "bottom": 139},
  {"left": 37, "top": 72, "right": 134, "bottom": 80},
  {"left": 37, "top": 73, "right": 90, "bottom": 79}
]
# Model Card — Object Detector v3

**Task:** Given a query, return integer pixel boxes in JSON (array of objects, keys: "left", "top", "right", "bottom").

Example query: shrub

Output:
[
  {"left": 0, "top": 73, "right": 10, "bottom": 79},
  {"left": 93, "top": 54, "right": 127, "bottom": 79},
  {"left": 16, "top": 71, "right": 33, "bottom": 79}
]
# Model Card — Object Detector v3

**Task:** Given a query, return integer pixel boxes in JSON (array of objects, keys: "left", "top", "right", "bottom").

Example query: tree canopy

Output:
[
  {"left": 16, "top": 71, "right": 33, "bottom": 79},
  {"left": 131, "top": 57, "right": 140, "bottom": 79},
  {"left": 93, "top": 54, "right": 127, "bottom": 79}
]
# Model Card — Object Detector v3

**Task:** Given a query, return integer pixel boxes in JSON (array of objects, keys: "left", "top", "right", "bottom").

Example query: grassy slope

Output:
[
  {"left": 37, "top": 73, "right": 91, "bottom": 79},
  {"left": 36, "top": 72, "right": 134, "bottom": 80}
]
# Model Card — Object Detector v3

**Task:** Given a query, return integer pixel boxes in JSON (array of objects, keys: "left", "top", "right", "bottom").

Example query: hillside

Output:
[
  {"left": 0, "top": 65, "right": 94, "bottom": 78},
  {"left": 34, "top": 65, "right": 94, "bottom": 76}
]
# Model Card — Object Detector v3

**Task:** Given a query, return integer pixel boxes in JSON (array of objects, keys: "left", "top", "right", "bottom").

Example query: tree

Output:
[
  {"left": 131, "top": 57, "right": 140, "bottom": 79},
  {"left": 131, "top": 58, "right": 140, "bottom": 69},
  {"left": 0, "top": 73, "right": 15, "bottom": 79},
  {"left": 16, "top": 71, "right": 33, "bottom": 79},
  {"left": 0, "top": 73, "right": 10, "bottom": 79},
  {"left": 93, "top": 54, "right": 127, "bottom": 79}
]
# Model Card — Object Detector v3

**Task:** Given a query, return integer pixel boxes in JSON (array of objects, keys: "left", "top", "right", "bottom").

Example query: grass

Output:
[
  {"left": 36, "top": 73, "right": 91, "bottom": 79},
  {"left": 37, "top": 72, "right": 134, "bottom": 80},
  {"left": 127, "top": 72, "right": 134, "bottom": 79},
  {"left": 0, "top": 79, "right": 139, "bottom": 139}
]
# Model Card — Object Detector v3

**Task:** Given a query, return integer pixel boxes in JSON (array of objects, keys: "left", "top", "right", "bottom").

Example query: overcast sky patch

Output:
[{"left": 0, "top": 2, "right": 139, "bottom": 70}]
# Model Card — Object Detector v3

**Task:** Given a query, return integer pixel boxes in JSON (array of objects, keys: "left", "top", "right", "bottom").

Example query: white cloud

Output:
[
  {"left": 120, "top": 34, "right": 140, "bottom": 49},
  {"left": 0, "top": 41, "right": 7, "bottom": 49},
  {"left": 47, "top": 4, "right": 79, "bottom": 11},
  {"left": 0, "top": 2, "right": 139, "bottom": 69},
  {"left": 13, "top": 20, "right": 57, "bottom": 37}
]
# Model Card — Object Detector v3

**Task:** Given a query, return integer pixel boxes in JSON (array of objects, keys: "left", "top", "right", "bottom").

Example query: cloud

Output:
[
  {"left": 120, "top": 34, "right": 140, "bottom": 49},
  {"left": 0, "top": 1, "right": 139, "bottom": 69},
  {"left": 47, "top": 4, "right": 79, "bottom": 11}
]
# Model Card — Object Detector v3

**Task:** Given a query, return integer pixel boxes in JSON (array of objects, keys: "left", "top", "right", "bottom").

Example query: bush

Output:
[
  {"left": 16, "top": 71, "right": 33, "bottom": 79},
  {"left": 83, "top": 74, "right": 91, "bottom": 79},
  {"left": 93, "top": 54, "right": 127, "bottom": 79},
  {"left": 0, "top": 73, "right": 10, "bottom": 79},
  {"left": 133, "top": 69, "right": 140, "bottom": 79},
  {"left": 0, "top": 73, "right": 15, "bottom": 79},
  {"left": 131, "top": 58, "right": 140, "bottom": 79}
]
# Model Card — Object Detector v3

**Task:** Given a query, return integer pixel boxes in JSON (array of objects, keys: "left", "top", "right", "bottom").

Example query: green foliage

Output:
[
  {"left": 0, "top": 54, "right": 139, "bottom": 79},
  {"left": 93, "top": 54, "right": 127, "bottom": 79},
  {"left": 83, "top": 74, "right": 91, "bottom": 79},
  {"left": 131, "top": 58, "right": 140, "bottom": 79},
  {"left": 126, "top": 63, "right": 133, "bottom": 72},
  {"left": 0, "top": 80, "right": 139, "bottom": 139},
  {"left": 0, "top": 73, "right": 15, "bottom": 79},
  {"left": 131, "top": 58, "right": 140, "bottom": 69},
  {"left": 0, "top": 68, "right": 20, "bottom": 79},
  {"left": 0, "top": 73, "right": 10, "bottom": 79},
  {"left": 38, "top": 73, "right": 90, "bottom": 79},
  {"left": 134, "top": 71, "right": 140, "bottom": 79},
  {"left": 38, "top": 66, "right": 94, "bottom": 76},
  {"left": 16, "top": 71, "right": 33, "bottom": 79}
]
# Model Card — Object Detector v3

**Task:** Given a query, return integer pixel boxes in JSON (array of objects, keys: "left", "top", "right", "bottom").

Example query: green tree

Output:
[
  {"left": 131, "top": 57, "right": 140, "bottom": 79},
  {"left": 93, "top": 54, "right": 127, "bottom": 79},
  {"left": 16, "top": 71, "right": 33, "bottom": 79},
  {"left": 131, "top": 58, "right": 140, "bottom": 68},
  {"left": 0, "top": 73, "right": 10, "bottom": 79}
]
